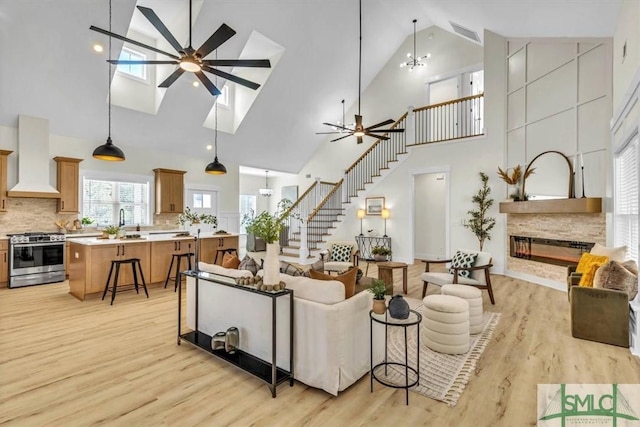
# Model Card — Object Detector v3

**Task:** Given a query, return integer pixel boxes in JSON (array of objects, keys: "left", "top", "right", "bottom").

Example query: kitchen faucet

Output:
[{"left": 119, "top": 209, "right": 125, "bottom": 227}]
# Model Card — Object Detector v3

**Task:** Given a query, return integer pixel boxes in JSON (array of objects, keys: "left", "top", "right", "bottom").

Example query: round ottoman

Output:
[
  {"left": 422, "top": 294, "right": 469, "bottom": 354},
  {"left": 441, "top": 284, "right": 484, "bottom": 334}
]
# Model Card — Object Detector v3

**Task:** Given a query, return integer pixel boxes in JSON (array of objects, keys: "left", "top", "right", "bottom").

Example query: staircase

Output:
[{"left": 279, "top": 94, "right": 484, "bottom": 260}]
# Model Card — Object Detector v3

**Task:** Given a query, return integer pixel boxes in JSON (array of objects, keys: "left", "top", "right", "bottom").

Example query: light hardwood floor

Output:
[{"left": 1, "top": 263, "right": 638, "bottom": 426}]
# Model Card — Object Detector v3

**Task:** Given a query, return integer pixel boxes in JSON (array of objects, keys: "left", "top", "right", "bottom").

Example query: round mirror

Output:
[{"left": 522, "top": 151, "right": 573, "bottom": 200}]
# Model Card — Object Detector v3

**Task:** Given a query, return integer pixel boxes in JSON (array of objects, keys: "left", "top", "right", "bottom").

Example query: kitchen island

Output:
[{"left": 68, "top": 232, "right": 238, "bottom": 300}]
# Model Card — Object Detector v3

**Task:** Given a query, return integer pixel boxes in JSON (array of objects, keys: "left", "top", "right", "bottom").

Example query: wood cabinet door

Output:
[
  {"left": 0, "top": 250, "right": 8, "bottom": 284},
  {"left": 168, "top": 173, "right": 184, "bottom": 213},
  {"left": 154, "top": 169, "right": 185, "bottom": 214},
  {"left": 88, "top": 245, "right": 118, "bottom": 294},
  {"left": 119, "top": 243, "right": 151, "bottom": 286},
  {"left": 150, "top": 241, "right": 176, "bottom": 284},
  {"left": 55, "top": 157, "right": 82, "bottom": 213},
  {"left": 0, "top": 151, "right": 10, "bottom": 212},
  {"left": 199, "top": 238, "right": 216, "bottom": 264}
]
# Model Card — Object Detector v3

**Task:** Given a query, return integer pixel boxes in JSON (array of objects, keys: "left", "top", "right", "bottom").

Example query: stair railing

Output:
[
  {"left": 412, "top": 93, "right": 484, "bottom": 145},
  {"left": 305, "top": 179, "right": 344, "bottom": 250}
]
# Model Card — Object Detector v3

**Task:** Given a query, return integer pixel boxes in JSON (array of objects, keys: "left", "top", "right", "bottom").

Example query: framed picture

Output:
[
  {"left": 365, "top": 197, "right": 385, "bottom": 215},
  {"left": 281, "top": 185, "right": 298, "bottom": 203}
]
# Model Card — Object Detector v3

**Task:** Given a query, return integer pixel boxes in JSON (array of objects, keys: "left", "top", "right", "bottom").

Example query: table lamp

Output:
[
  {"left": 381, "top": 208, "right": 390, "bottom": 237},
  {"left": 357, "top": 209, "right": 365, "bottom": 236}
]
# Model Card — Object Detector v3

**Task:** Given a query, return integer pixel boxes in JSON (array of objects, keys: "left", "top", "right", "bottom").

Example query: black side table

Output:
[{"left": 370, "top": 308, "right": 421, "bottom": 405}]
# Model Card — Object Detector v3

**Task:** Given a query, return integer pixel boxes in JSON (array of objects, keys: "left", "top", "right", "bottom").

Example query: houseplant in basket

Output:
[
  {"left": 371, "top": 246, "right": 391, "bottom": 262},
  {"left": 368, "top": 279, "right": 387, "bottom": 314}
]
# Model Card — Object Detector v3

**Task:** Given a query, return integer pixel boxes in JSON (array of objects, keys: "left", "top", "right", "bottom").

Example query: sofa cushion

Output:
[
  {"left": 302, "top": 259, "right": 324, "bottom": 277},
  {"left": 593, "top": 260, "right": 638, "bottom": 300},
  {"left": 589, "top": 243, "right": 627, "bottom": 262},
  {"left": 310, "top": 267, "right": 358, "bottom": 298},
  {"left": 448, "top": 251, "right": 477, "bottom": 279},
  {"left": 222, "top": 253, "right": 240, "bottom": 269},
  {"left": 281, "top": 274, "right": 345, "bottom": 304},
  {"left": 330, "top": 244, "right": 353, "bottom": 262},
  {"left": 576, "top": 253, "right": 609, "bottom": 274},
  {"left": 199, "top": 262, "right": 253, "bottom": 278},
  {"left": 280, "top": 260, "right": 304, "bottom": 276},
  {"left": 238, "top": 255, "right": 260, "bottom": 275}
]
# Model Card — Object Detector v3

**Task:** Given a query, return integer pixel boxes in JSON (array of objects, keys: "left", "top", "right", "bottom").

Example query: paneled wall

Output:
[{"left": 506, "top": 39, "right": 612, "bottom": 199}]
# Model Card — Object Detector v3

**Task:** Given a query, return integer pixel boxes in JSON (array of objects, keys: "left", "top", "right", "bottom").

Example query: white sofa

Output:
[{"left": 186, "top": 271, "right": 383, "bottom": 396}]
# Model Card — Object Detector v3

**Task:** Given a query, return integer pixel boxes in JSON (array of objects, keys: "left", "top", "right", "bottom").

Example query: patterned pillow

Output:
[
  {"left": 330, "top": 244, "right": 353, "bottom": 263},
  {"left": 448, "top": 251, "right": 477, "bottom": 279},
  {"left": 302, "top": 259, "right": 324, "bottom": 278},
  {"left": 238, "top": 255, "right": 260, "bottom": 276},
  {"left": 280, "top": 261, "right": 303, "bottom": 276}
]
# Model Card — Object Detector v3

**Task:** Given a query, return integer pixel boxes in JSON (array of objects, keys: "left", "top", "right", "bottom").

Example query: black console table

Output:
[
  {"left": 178, "top": 271, "right": 294, "bottom": 397},
  {"left": 355, "top": 235, "right": 392, "bottom": 261}
]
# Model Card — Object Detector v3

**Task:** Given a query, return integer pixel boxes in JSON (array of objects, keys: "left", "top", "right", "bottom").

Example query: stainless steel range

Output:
[{"left": 8, "top": 232, "right": 66, "bottom": 288}]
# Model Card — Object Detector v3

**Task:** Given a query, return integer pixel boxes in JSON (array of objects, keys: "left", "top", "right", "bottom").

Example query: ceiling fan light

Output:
[
  {"left": 93, "top": 137, "right": 125, "bottom": 161},
  {"left": 353, "top": 130, "right": 366, "bottom": 137},
  {"left": 180, "top": 58, "right": 201, "bottom": 72},
  {"left": 205, "top": 156, "right": 227, "bottom": 175}
]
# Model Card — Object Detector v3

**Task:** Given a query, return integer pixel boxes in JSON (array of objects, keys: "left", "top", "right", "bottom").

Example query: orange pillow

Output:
[
  {"left": 309, "top": 267, "right": 358, "bottom": 298},
  {"left": 222, "top": 253, "right": 240, "bottom": 269},
  {"left": 576, "top": 253, "right": 609, "bottom": 274},
  {"left": 579, "top": 262, "right": 605, "bottom": 287}
]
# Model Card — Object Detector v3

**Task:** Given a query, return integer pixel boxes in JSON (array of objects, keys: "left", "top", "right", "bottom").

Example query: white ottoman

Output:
[
  {"left": 422, "top": 294, "right": 470, "bottom": 354},
  {"left": 442, "top": 284, "right": 484, "bottom": 334}
]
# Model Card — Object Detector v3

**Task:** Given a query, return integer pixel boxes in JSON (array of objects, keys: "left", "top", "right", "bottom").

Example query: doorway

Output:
[
  {"left": 413, "top": 170, "right": 449, "bottom": 261},
  {"left": 185, "top": 187, "right": 219, "bottom": 233}
]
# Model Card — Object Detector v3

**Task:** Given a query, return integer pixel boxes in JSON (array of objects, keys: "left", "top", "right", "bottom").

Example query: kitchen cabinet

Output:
[
  {"left": 54, "top": 157, "right": 83, "bottom": 213},
  {"left": 0, "top": 150, "right": 12, "bottom": 212},
  {"left": 0, "top": 239, "right": 8, "bottom": 287},
  {"left": 153, "top": 168, "right": 185, "bottom": 214},
  {"left": 200, "top": 234, "right": 239, "bottom": 265},
  {"left": 149, "top": 238, "right": 195, "bottom": 283}
]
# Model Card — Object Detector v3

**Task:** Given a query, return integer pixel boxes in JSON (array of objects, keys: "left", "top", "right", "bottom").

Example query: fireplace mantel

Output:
[{"left": 499, "top": 198, "right": 602, "bottom": 214}]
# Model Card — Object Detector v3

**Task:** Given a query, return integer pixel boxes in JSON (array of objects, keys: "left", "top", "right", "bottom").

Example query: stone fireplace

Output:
[{"left": 510, "top": 236, "right": 594, "bottom": 266}]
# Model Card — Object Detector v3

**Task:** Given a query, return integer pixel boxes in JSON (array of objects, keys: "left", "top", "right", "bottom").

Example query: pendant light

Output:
[
  {"left": 93, "top": 0, "right": 125, "bottom": 161},
  {"left": 259, "top": 171, "right": 273, "bottom": 197},
  {"left": 400, "top": 19, "right": 430, "bottom": 71},
  {"left": 205, "top": 50, "right": 227, "bottom": 175}
]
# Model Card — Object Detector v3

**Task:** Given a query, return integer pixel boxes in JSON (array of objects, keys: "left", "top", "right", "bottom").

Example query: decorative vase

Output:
[
  {"left": 372, "top": 298, "right": 386, "bottom": 315},
  {"left": 388, "top": 295, "right": 410, "bottom": 319},
  {"left": 108, "top": 234, "right": 116, "bottom": 240},
  {"left": 211, "top": 331, "right": 226, "bottom": 351},
  {"left": 264, "top": 242, "right": 280, "bottom": 285},
  {"left": 225, "top": 327, "right": 239, "bottom": 354}
]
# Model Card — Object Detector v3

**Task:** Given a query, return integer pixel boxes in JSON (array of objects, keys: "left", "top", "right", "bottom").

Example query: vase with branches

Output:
[
  {"left": 464, "top": 172, "right": 496, "bottom": 251},
  {"left": 496, "top": 165, "right": 534, "bottom": 201}
]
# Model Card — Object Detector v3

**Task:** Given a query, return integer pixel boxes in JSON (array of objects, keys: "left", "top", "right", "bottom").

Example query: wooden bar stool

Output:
[
  {"left": 164, "top": 252, "right": 195, "bottom": 292},
  {"left": 102, "top": 258, "right": 148, "bottom": 305},
  {"left": 214, "top": 248, "right": 238, "bottom": 264}
]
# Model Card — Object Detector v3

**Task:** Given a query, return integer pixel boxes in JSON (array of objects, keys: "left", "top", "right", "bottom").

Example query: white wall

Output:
[
  {"left": 239, "top": 174, "right": 271, "bottom": 215},
  {"left": 414, "top": 173, "right": 447, "bottom": 259},
  {"left": 613, "top": 0, "right": 640, "bottom": 109}
]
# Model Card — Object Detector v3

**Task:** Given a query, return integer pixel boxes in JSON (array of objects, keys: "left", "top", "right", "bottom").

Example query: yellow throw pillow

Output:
[
  {"left": 578, "top": 262, "right": 605, "bottom": 287},
  {"left": 575, "top": 253, "right": 609, "bottom": 274}
]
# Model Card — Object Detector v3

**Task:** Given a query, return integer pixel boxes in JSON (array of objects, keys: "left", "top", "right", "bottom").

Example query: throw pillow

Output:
[
  {"left": 593, "top": 260, "right": 638, "bottom": 300},
  {"left": 238, "top": 255, "right": 260, "bottom": 276},
  {"left": 575, "top": 253, "right": 609, "bottom": 274},
  {"left": 302, "top": 258, "right": 324, "bottom": 278},
  {"left": 221, "top": 253, "right": 240, "bottom": 269},
  {"left": 578, "top": 262, "right": 605, "bottom": 287},
  {"left": 309, "top": 267, "right": 358, "bottom": 298},
  {"left": 589, "top": 243, "right": 627, "bottom": 262},
  {"left": 280, "top": 261, "right": 303, "bottom": 276},
  {"left": 448, "top": 251, "right": 477, "bottom": 279},
  {"left": 622, "top": 259, "right": 639, "bottom": 276},
  {"left": 330, "top": 244, "right": 353, "bottom": 263}
]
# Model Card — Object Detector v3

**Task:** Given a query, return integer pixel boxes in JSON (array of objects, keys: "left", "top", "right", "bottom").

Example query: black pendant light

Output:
[
  {"left": 205, "top": 50, "right": 226, "bottom": 175},
  {"left": 93, "top": 0, "right": 125, "bottom": 161}
]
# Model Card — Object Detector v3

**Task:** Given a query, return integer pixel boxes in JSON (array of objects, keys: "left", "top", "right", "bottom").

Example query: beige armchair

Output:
[
  {"left": 320, "top": 241, "right": 359, "bottom": 274},
  {"left": 420, "top": 249, "right": 495, "bottom": 304}
]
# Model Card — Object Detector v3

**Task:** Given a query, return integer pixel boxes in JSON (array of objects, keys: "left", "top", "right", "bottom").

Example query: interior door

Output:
[
  {"left": 427, "top": 77, "right": 460, "bottom": 141},
  {"left": 185, "top": 189, "right": 219, "bottom": 233}
]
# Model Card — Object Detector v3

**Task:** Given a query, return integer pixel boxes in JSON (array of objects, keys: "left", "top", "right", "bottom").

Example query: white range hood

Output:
[{"left": 8, "top": 115, "right": 60, "bottom": 198}]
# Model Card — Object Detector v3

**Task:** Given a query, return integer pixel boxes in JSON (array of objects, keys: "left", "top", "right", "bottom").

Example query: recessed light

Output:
[
  {"left": 206, "top": 144, "right": 213, "bottom": 150},
  {"left": 193, "top": 81, "right": 200, "bottom": 87},
  {"left": 93, "top": 44, "right": 103, "bottom": 53}
]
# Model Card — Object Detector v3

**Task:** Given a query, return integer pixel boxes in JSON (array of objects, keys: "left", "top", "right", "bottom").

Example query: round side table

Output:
[{"left": 370, "top": 308, "right": 422, "bottom": 405}]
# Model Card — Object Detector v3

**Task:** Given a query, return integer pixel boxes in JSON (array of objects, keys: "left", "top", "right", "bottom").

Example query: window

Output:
[
  {"left": 614, "top": 135, "right": 639, "bottom": 263},
  {"left": 116, "top": 47, "right": 147, "bottom": 80},
  {"left": 216, "top": 85, "right": 229, "bottom": 108},
  {"left": 83, "top": 178, "right": 150, "bottom": 227},
  {"left": 239, "top": 194, "right": 256, "bottom": 234}
]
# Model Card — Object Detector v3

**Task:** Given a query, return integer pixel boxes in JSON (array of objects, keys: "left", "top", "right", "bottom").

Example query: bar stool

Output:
[
  {"left": 102, "top": 258, "right": 148, "bottom": 305},
  {"left": 164, "top": 252, "right": 195, "bottom": 292},
  {"left": 214, "top": 248, "right": 238, "bottom": 264}
]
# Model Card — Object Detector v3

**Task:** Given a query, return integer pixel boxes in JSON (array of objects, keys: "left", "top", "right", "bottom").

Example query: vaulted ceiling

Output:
[{"left": 0, "top": 0, "right": 622, "bottom": 173}]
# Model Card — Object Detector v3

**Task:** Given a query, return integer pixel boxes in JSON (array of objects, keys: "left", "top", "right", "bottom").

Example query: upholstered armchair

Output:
[
  {"left": 320, "top": 241, "right": 359, "bottom": 274},
  {"left": 570, "top": 286, "right": 630, "bottom": 347},
  {"left": 420, "top": 249, "right": 495, "bottom": 304}
]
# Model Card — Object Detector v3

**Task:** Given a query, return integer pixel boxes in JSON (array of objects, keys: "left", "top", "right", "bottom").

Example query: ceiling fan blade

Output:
[
  {"left": 194, "top": 71, "right": 222, "bottom": 96},
  {"left": 331, "top": 134, "right": 353, "bottom": 142},
  {"left": 316, "top": 131, "right": 343, "bottom": 135},
  {"left": 357, "top": 136, "right": 364, "bottom": 144},
  {"left": 370, "top": 128, "right": 405, "bottom": 133},
  {"left": 90, "top": 25, "right": 180, "bottom": 60},
  {"left": 203, "top": 66, "right": 260, "bottom": 90},
  {"left": 136, "top": 6, "right": 183, "bottom": 53},
  {"left": 365, "top": 119, "right": 394, "bottom": 130},
  {"left": 322, "top": 122, "right": 351, "bottom": 131},
  {"left": 108, "top": 60, "right": 178, "bottom": 65},
  {"left": 367, "top": 133, "right": 391, "bottom": 141},
  {"left": 202, "top": 59, "right": 271, "bottom": 68},
  {"left": 196, "top": 24, "right": 236, "bottom": 58},
  {"left": 159, "top": 68, "right": 186, "bottom": 88}
]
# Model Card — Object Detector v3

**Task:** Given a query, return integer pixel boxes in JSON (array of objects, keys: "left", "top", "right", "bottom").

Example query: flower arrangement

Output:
[
  {"left": 103, "top": 225, "right": 121, "bottom": 235},
  {"left": 241, "top": 199, "right": 296, "bottom": 244},
  {"left": 496, "top": 165, "right": 535, "bottom": 201},
  {"left": 177, "top": 207, "right": 217, "bottom": 227}
]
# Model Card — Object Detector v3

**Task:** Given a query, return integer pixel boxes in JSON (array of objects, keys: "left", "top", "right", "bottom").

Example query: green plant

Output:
[
  {"left": 463, "top": 172, "right": 496, "bottom": 251},
  {"left": 104, "top": 225, "right": 120, "bottom": 235},
  {"left": 177, "top": 207, "right": 217, "bottom": 227},
  {"left": 368, "top": 279, "right": 387, "bottom": 300},
  {"left": 371, "top": 246, "right": 391, "bottom": 256},
  {"left": 81, "top": 217, "right": 94, "bottom": 225},
  {"left": 241, "top": 199, "right": 296, "bottom": 244}
]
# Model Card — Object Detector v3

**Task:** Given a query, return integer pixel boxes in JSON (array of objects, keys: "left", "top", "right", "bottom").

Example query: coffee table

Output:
[{"left": 377, "top": 261, "right": 408, "bottom": 294}]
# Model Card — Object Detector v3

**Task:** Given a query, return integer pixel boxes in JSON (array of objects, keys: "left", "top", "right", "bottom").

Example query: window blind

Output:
[{"left": 614, "top": 135, "right": 639, "bottom": 264}]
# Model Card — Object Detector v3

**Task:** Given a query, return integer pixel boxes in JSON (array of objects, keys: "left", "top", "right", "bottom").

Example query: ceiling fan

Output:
[
  {"left": 317, "top": 0, "right": 404, "bottom": 144},
  {"left": 89, "top": 0, "right": 271, "bottom": 96}
]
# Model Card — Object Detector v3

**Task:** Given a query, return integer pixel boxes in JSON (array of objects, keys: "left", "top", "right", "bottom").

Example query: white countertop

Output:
[{"left": 67, "top": 232, "right": 238, "bottom": 246}]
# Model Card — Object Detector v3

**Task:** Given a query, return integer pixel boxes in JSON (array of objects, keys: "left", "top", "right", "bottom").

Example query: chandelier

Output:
[
  {"left": 259, "top": 170, "right": 273, "bottom": 197},
  {"left": 400, "top": 19, "right": 430, "bottom": 71}
]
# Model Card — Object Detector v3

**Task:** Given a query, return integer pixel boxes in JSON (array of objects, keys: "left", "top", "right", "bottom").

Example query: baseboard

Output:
[{"left": 504, "top": 270, "right": 565, "bottom": 292}]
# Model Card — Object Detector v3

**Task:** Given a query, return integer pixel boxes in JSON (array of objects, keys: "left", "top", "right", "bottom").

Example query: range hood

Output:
[{"left": 7, "top": 115, "right": 60, "bottom": 198}]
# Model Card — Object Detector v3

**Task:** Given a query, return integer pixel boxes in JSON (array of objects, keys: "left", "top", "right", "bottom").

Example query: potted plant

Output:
[
  {"left": 103, "top": 225, "right": 120, "bottom": 240},
  {"left": 368, "top": 279, "right": 387, "bottom": 314},
  {"left": 496, "top": 165, "right": 535, "bottom": 201},
  {"left": 178, "top": 207, "right": 218, "bottom": 228},
  {"left": 371, "top": 246, "right": 392, "bottom": 262},
  {"left": 463, "top": 172, "right": 496, "bottom": 251},
  {"left": 81, "top": 217, "right": 94, "bottom": 226}
]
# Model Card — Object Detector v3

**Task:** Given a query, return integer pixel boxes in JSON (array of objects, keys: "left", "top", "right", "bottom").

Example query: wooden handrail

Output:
[
  {"left": 413, "top": 93, "right": 484, "bottom": 113},
  {"left": 344, "top": 112, "right": 408, "bottom": 174},
  {"left": 279, "top": 181, "right": 318, "bottom": 220},
  {"left": 308, "top": 179, "right": 344, "bottom": 222}
]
